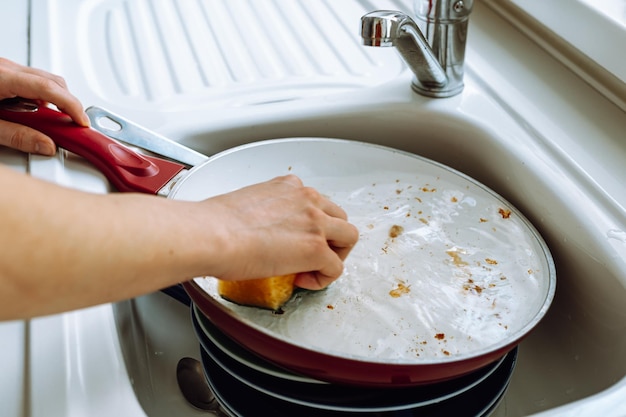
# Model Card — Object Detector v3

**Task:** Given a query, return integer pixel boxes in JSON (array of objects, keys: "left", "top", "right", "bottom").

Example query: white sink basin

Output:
[
  {"left": 11, "top": 1, "right": 623, "bottom": 416},
  {"left": 108, "top": 72, "right": 626, "bottom": 416}
]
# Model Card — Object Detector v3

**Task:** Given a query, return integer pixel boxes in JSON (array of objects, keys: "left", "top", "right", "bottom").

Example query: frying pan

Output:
[{"left": 0, "top": 98, "right": 556, "bottom": 387}]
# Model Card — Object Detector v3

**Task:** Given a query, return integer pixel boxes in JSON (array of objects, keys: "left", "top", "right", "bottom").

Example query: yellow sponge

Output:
[{"left": 217, "top": 274, "right": 297, "bottom": 310}]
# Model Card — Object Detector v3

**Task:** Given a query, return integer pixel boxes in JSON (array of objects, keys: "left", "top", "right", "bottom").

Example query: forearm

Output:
[
  {"left": 0, "top": 165, "right": 222, "bottom": 319},
  {"left": 0, "top": 168, "right": 358, "bottom": 320}
]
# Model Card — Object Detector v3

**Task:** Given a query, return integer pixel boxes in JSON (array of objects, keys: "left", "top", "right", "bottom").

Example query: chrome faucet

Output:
[{"left": 361, "top": 0, "right": 473, "bottom": 98}]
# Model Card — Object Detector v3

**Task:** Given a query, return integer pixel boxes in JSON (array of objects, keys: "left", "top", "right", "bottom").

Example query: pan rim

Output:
[{"left": 175, "top": 137, "right": 556, "bottom": 369}]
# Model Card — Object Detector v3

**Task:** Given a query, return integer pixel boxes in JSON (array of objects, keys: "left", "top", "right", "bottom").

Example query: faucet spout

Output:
[
  {"left": 361, "top": 2, "right": 473, "bottom": 98},
  {"left": 361, "top": 11, "right": 448, "bottom": 90}
]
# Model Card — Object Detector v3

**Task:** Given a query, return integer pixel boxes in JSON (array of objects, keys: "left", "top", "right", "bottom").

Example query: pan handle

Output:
[
  {"left": 86, "top": 106, "right": 209, "bottom": 167},
  {"left": 0, "top": 98, "right": 185, "bottom": 194}
]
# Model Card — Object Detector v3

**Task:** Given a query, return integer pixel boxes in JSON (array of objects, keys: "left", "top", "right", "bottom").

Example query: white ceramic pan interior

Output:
[{"left": 173, "top": 138, "right": 556, "bottom": 366}]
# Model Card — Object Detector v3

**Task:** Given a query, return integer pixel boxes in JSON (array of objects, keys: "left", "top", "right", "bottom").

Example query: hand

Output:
[
  {"left": 203, "top": 175, "right": 359, "bottom": 290},
  {"left": 0, "top": 57, "right": 89, "bottom": 155},
  {"left": 0, "top": 169, "right": 357, "bottom": 319}
]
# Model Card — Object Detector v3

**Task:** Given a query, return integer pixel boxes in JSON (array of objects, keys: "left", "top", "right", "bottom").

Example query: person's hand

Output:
[
  {"left": 0, "top": 57, "right": 89, "bottom": 155},
  {"left": 201, "top": 175, "right": 359, "bottom": 290}
]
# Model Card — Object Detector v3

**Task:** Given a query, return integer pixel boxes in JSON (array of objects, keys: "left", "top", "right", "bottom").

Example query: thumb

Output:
[{"left": 0, "top": 119, "right": 56, "bottom": 156}]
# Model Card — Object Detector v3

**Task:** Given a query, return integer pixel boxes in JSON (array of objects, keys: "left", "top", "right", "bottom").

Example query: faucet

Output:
[{"left": 361, "top": 0, "right": 473, "bottom": 98}]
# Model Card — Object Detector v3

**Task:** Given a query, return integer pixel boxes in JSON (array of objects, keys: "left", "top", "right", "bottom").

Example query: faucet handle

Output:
[
  {"left": 414, "top": 0, "right": 474, "bottom": 22},
  {"left": 360, "top": 11, "right": 411, "bottom": 47}
]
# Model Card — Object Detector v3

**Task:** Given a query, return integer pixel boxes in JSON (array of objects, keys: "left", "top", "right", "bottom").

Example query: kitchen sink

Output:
[
  {"left": 6, "top": 1, "right": 621, "bottom": 416},
  {"left": 109, "top": 73, "right": 626, "bottom": 416}
]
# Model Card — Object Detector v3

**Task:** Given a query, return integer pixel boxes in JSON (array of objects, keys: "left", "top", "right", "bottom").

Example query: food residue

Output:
[
  {"left": 389, "top": 281, "right": 411, "bottom": 298},
  {"left": 446, "top": 250, "right": 469, "bottom": 267},
  {"left": 485, "top": 258, "right": 498, "bottom": 265},
  {"left": 434, "top": 333, "right": 446, "bottom": 340},
  {"left": 463, "top": 278, "right": 485, "bottom": 294},
  {"left": 498, "top": 208, "right": 512, "bottom": 219},
  {"left": 389, "top": 225, "right": 404, "bottom": 238}
]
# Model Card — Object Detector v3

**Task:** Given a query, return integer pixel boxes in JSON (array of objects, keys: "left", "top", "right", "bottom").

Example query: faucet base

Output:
[
  {"left": 361, "top": 9, "right": 471, "bottom": 99},
  {"left": 412, "top": 79, "right": 464, "bottom": 98}
]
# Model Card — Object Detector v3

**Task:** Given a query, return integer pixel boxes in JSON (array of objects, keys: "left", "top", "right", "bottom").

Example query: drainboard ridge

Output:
[{"left": 84, "top": 0, "right": 411, "bottom": 106}]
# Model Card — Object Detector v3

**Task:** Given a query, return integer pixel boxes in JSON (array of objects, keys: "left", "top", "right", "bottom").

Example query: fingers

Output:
[
  {"left": 293, "top": 221, "right": 358, "bottom": 291},
  {"left": 0, "top": 58, "right": 69, "bottom": 89},
  {"left": 4, "top": 71, "right": 89, "bottom": 127},
  {"left": 290, "top": 184, "right": 359, "bottom": 290},
  {"left": 275, "top": 174, "right": 348, "bottom": 221},
  {"left": 272, "top": 174, "right": 303, "bottom": 187},
  {"left": 0, "top": 120, "right": 56, "bottom": 156},
  {"left": 0, "top": 58, "right": 89, "bottom": 127},
  {"left": 325, "top": 215, "right": 359, "bottom": 260},
  {"left": 294, "top": 272, "right": 336, "bottom": 291}
]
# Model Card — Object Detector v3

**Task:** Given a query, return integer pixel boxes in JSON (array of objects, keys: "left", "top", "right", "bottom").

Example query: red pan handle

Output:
[{"left": 0, "top": 99, "right": 185, "bottom": 194}]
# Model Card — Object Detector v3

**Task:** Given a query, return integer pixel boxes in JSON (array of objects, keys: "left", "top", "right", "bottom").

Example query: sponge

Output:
[{"left": 217, "top": 274, "right": 297, "bottom": 310}]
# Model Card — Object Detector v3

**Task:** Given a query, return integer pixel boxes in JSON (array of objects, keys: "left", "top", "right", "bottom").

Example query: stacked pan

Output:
[{"left": 191, "top": 303, "right": 518, "bottom": 416}]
